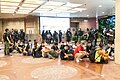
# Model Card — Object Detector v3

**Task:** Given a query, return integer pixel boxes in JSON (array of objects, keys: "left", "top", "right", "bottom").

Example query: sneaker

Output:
[
  {"left": 80, "top": 59, "right": 83, "bottom": 61},
  {"left": 76, "top": 59, "right": 79, "bottom": 62},
  {"left": 109, "top": 56, "right": 114, "bottom": 60}
]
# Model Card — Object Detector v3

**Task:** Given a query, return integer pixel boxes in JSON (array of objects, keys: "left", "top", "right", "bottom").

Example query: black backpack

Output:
[{"left": 89, "top": 47, "right": 96, "bottom": 63}]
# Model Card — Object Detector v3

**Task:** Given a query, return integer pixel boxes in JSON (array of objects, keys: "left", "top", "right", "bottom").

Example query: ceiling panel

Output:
[
  {"left": 39, "top": 5, "right": 57, "bottom": 9},
  {"left": 19, "top": 7, "right": 35, "bottom": 10},
  {"left": 1, "top": 6, "right": 17, "bottom": 9},
  {"left": 44, "top": 1, "right": 65, "bottom": 6},
  {"left": 72, "top": 8, "right": 87, "bottom": 11},
  {"left": 65, "top": 10, "right": 79, "bottom": 13},
  {"left": 0, "top": 0, "right": 115, "bottom": 18},
  {"left": 22, "top": 3, "right": 40, "bottom": 8},
  {"left": 1, "top": 0, "right": 22, "bottom": 2},
  {"left": 1, "top": 2, "right": 20, "bottom": 6},
  {"left": 24, "top": 0, "right": 45, "bottom": 4},
  {"left": 56, "top": 6, "right": 72, "bottom": 10},
  {"left": 33, "top": 11, "right": 49, "bottom": 14},
  {"left": 36, "top": 8, "right": 51, "bottom": 11},
  {"left": 63, "top": 2, "right": 82, "bottom": 8}
]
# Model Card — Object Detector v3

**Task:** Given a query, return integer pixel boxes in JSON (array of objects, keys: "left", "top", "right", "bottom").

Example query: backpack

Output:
[{"left": 89, "top": 47, "right": 96, "bottom": 63}]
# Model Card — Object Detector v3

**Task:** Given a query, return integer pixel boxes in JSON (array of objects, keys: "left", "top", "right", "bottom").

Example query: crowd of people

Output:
[{"left": 3, "top": 27, "right": 115, "bottom": 64}]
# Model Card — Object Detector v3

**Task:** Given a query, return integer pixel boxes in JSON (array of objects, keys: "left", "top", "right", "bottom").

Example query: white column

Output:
[{"left": 115, "top": 0, "right": 120, "bottom": 64}]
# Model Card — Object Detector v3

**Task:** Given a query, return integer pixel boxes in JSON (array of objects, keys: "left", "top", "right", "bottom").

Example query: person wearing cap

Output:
[{"left": 74, "top": 41, "right": 88, "bottom": 62}]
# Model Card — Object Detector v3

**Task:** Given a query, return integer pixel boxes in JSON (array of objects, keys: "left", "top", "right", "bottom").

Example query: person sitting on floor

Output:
[
  {"left": 60, "top": 42, "right": 65, "bottom": 50},
  {"left": 32, "top": 42, "right": 42, "bottom": 58},
  {"left": 74, "top": 41, "right": 89, "bottom": 62},
  {"left": 50, "top": 42, "right": 61, "bottom": 58},
  {"left": 23, "top": 41, "right": 32, "bottom": 56},
  {"left": 41, "top": 45, "right": 55, "bottom": 59},
  {"left": 86, "top": 41, "right": 92, "bottom": 53},
  {"left": 73, "top": 41, "right": 79, "bottom": 49},
  {"left": 95, "top": 43, "right": 109, "bottom": 64},
  {"left": 60, "top": 45, "right": 74, "bottom": 60},
  {"left": 9, "top": 43, "right": 14, "bottom": 53},
  {"left": 105, "top": 42, "right": 114, "bottom": 60},
  {"left": 16, "top": 40, "right": 24, "bottom": 53}
]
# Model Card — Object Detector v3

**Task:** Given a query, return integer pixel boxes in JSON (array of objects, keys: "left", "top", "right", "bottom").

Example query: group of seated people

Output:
[{"left": 8, "top": 39, "right": 114, "bottom": 64}]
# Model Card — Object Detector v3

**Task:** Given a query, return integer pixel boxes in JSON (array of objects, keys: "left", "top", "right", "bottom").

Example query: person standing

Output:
[
  {"left": 19, "top": 29, "right": 25, "bottom": 43},
  {"left": 66, "top": 29, "right": 72, "bottom": 43},
  {"left": 3, "top": 28, "right": 11, "bottom": 56},
  {"left": 59, "top": 30, "right": 62, "bottom": 43}
]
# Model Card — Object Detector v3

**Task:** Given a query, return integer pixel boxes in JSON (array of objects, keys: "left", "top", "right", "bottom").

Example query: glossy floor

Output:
[{"left": 0, "top": 42, "right": 119, "bottom": 80}]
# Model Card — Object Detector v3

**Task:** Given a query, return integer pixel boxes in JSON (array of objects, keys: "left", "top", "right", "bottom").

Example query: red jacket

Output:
[{"left": 73, "top": 45, "right": 84, "bottom": 56}]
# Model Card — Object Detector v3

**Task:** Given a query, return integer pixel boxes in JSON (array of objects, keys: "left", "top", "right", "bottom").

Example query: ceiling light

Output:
[
  {"left": 99, "top": 5, "right": 102, "bottom": 7},
  {"left": 1, "top": 2, "right": 20, "bottom": 6},
  {"left": 57, "top": 6, "right": 72, "bottom": 10},
  {"left": 51, "top": 9, "right": 64, "bottom": 12},
  {"left": 33, "top": 11, "right": 49, "bottom": 13},
  {"left": 40, "top": 5, "right": 56, "bottom": 9},
  {"left": 87, "top": 15, "right": 89, "bottom": 17},
  {"left": 1, "top": 6, "right": 17, "bottom": 9},
  {"left": 18, "top": 10, "right": 31, "bottom": 12},
  {"left": 22, "top": 3, "right": 40, "bottom": 8},
  {"left": 63, "top": 2, "right": 82, "bottom": 8},
  {"left": 19, "top": 7, "right": 35, "bottom": 10},
  {"left": 72, "top": 8, "right": 87, "bottom": 11},
  {"left": 1, "top": 9, "right": 15, "bottom": 11},
  {"left": 102, "top": 12, "right": 105, "bottom": 14},
  {"left": 36, "top": 8, "right": 51, "bottom": 11},
  {"left": 24, "top": 0, "right": 45, "bottom": 5},
  {"left": 1, "top": 10, "right": 14, "bottom": 13},
  {"left": 44, "top": 1, "right": 65, "bottom": 6},
  {"left": 1, "top": 0, "right": 21, "bottom": 2},
  {"left": 65, "top": 10, "right": 79, "bottom": 13},
  {"left": 48, "top": 11, "right": 61, "bottom": 14}
]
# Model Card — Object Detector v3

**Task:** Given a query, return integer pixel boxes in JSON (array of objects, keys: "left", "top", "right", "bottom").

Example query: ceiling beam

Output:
[{"left": 14, "top": 0, "right": 25, "bottom": 14}]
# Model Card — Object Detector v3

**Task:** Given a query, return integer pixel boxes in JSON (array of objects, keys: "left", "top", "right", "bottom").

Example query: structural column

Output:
[{"left": 115, "top": 0, "right": 120, "bottom": 64}]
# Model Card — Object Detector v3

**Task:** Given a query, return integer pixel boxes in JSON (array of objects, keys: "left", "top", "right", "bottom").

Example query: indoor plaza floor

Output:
[{"left": 0, "top": 43, "right": 120, "bottom": 80}]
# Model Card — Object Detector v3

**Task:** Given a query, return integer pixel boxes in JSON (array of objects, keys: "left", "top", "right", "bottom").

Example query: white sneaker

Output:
[
  {"left": 109, "top": 56, "right": 114, "bottom": 60},
  {"left": 79, "top": 59, "right": 83, "bottom": 61},
  {"left": 76, "top": 59, "right": 79, "bottom": 62}
]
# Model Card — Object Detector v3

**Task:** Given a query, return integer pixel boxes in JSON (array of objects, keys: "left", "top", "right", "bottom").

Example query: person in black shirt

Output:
[
  {"left": 60, "top": 45, "right": 74, "bottom": 60},
  {"left": 59, "top": 30, "right": 62, "bottom": 43},
  {"left": 3, "top": 28, "right": 12, "bottom": 56},
  {"left": 66, "top": 29, "right": 72, "bottom": 43},
  {"left": 60, "top": 42, "right": 65, "bottom": 50},
  {"left": 19, "top": 29, "right": 25, "bottom": 43},
  {"left": 32, "top": 42, "right": 42, "bottom": 58},
  {"left": 50, "top": 42, "right": 60, "bottom": 58},
  {"left": 86, "top": 41, "right": 92, "bottom": 53}
]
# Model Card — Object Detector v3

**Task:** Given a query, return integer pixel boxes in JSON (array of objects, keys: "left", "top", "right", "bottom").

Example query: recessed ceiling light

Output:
[
  {"left": 87, "top": 15, "right": 89, "bottom": 17},
  {"left": 72, "top": 8, "right": 87, "bottom": 11},
  {"left": 102, "top": 12, "right": 105, "bottom": 14},
  {"left": 99, "top": 5, "right": 102, "bottom": 7}
]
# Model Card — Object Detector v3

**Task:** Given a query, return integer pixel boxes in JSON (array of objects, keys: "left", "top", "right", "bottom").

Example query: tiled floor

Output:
[{"left": 0, "top": 45, "right": 120, "bottom": 80}]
